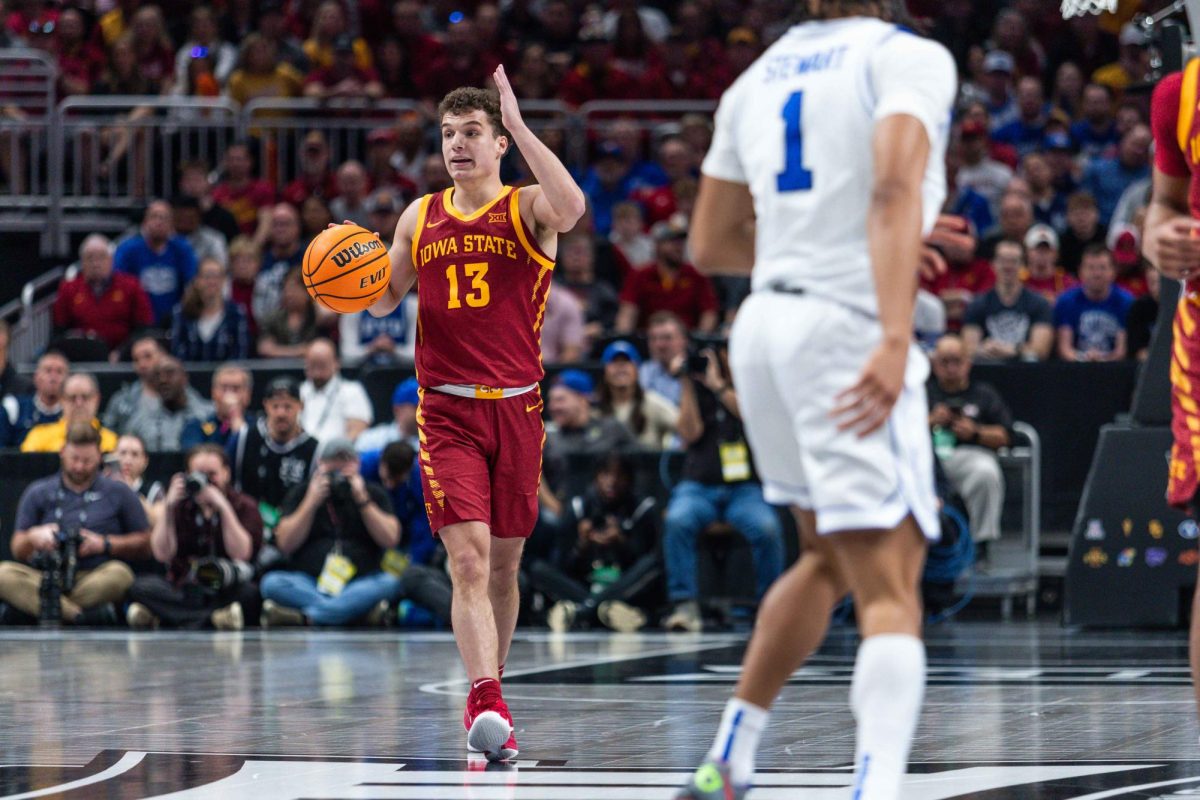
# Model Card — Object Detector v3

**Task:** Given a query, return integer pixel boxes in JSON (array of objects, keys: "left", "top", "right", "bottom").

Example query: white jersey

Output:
[{"left": 701, "top": 17, "right": 957, "bottom": 316}]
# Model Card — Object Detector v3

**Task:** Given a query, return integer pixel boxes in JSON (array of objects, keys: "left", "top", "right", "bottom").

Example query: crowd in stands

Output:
[{"left": 0, "top": 0, "right": 1170, "bottom": 629}]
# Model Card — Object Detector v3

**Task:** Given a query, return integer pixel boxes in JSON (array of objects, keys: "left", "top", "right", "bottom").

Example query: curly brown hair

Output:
[{"left": 437, "top": 87, "right": 510, "bottom": 141}]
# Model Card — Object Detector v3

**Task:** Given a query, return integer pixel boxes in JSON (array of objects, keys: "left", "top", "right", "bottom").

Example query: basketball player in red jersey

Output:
[
  {"left": 1145, "top": 58, "right": 1200, "bottom": 726},
  {"left": 366, "top": 66, "right": 585, "bottom": 760}
]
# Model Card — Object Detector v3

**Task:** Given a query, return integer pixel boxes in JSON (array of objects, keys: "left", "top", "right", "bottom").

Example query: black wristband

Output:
[{"left": 103, "top": 536, "right": 112, "bottom": 557}]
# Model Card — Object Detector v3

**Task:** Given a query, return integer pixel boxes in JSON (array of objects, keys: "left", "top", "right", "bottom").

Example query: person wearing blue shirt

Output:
[
  {"left": 5, "top": 351, "right": 68, "bottom": 448},
  {"left": 113, "top": 200, "right": 199, "bottom": 324},
  {"left": 179, "top": 364, "right": 255, "bottom": 450},
  {"left": 1069, "top": 83, "right": 1120, "bottom": 161},
  {"left": 360, "top": 441, "right": 450, "bottom": 624},
  {"left": 1080, "top": 124, "right": 1151, "bottom": 226},
  {"left": 578, "top": 142, "right": 638, "bottom": 236},
  {"left": 991, "top": 77, "right": 1049, "bottom": 159},
  {"left": 1054, "top": 244, "right": 1133, "bottom": 361},
  {"left": 356, "top": 377, "right": 419, "bottom": 455}
]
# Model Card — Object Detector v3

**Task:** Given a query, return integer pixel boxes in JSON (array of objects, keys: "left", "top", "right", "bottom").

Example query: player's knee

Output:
[{"left": 449, "top": 551, "right": 489, "bottom": 587}]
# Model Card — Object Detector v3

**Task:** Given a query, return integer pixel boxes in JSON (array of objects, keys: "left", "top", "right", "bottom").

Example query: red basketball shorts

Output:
[{"left": 416, "top": 387, "right": 545, "bottom": 537}]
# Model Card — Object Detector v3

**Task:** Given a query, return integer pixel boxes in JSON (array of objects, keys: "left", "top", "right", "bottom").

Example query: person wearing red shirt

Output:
[
  {"left": 921, "top": 216, "right": 996, "bottom": 332},
  {"left": 391, "top": 0, "right": 445, "bottom": 90},
  {"left": 615, "top": 218, "right": 719, "bottom": 333},
  {"left": 416, "top": 19, "right": 498, "bottom": 103},
  {"left": 303, "top": 35, "right": 383, "bottom": 102},
  {"left": 211, "top": 142, "right": 275, "bottom": 236},
  {"left": 53, "top": 234, "right": 153, "bottom": 353},
  {"left": 49, "top": 8, "right": 105, "bottom": 97},
  {"left": 558, "top": 30, "right": 642, "bottom": 107},
  {"left": 1020, "top": 224, "right": 1078, "bottom": 303},
  {"left": 280, "top": 131, "right": 340, "bottom": 207}
]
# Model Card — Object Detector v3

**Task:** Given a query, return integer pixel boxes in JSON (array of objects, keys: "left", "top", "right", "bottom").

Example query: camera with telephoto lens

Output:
[
  {"left": 184, "top": 471, "right": 208, "bottom": 498},
  {"left": 189, "top": 557, "right": 253, "bottom": 594},
  {"left": 326, "top": 470, "right": 354, "bottom": 504},
  {"left": 32, "top": 521, "right": 82, "bottom": 627}
]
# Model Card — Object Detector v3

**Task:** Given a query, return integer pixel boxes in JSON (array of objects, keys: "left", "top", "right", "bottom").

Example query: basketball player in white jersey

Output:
[{"left": 673, "top": 2, "right": 956, "bottom": 799}]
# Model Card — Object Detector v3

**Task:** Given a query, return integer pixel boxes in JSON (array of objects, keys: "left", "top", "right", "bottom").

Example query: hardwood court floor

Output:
[{"left": 0, "top": 622, "right": 1196, "bottom": 798}]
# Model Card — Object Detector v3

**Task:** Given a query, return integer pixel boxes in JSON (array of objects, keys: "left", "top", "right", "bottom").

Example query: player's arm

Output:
[
  {"left": 1145, "top": 70, "right": 1200, "bottom": 279},
  {"left": 691, "top": 81, "right": 755, "bottom": 275},
  {"left": 368, "top": 199, "right": 422, "bottom": 318},
  {"left": 494, "top": 65, "right": 586, "bottom": 233}
]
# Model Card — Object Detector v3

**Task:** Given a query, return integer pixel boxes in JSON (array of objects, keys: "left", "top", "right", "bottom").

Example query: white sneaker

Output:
[
  {"left": 260, "top": 599, "right": 305, "bottom": 629},
  {"left": 665, "top": 601, "right": 702, "bottom": 633},
  {"left": 598, "top": 600, "right": 646, "bottom": 633},
  {"left": 211, "top": 601, "right": 244, "bottom": 631},
  {"left": 547, "top": 600, "right": 577, "bottom": 632},
  {"left": 125, "top": 602, "right": 159, "bottom": 630}
]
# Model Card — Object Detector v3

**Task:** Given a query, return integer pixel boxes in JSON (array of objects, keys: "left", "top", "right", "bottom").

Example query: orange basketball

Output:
[{"left": 303, "top": 224, "right": 392, "bottom": 314}]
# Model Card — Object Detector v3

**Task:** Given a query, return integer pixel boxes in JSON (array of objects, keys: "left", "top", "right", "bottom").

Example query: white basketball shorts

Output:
[{"left": 729, "top": 291, "right": 940, "bottom": 541}]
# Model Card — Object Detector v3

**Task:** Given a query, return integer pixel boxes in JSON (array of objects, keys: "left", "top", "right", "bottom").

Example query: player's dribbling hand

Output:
[
  {"left": 832, "top": 337, "right": 907, "bottom": 437},
  {"left": 492, "top": 65, "right": 526, "bottom": 134},
  {"left": 326, "top": 219, "right": 382, "bottom": 240},
  {"left": 1147, "top": 218, "right": 1200, "bottom": 280}
]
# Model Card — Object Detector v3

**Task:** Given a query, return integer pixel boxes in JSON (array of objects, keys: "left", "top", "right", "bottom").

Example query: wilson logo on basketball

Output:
[{"left": 331, "top": 239, "right": 385, "bottom": 268}]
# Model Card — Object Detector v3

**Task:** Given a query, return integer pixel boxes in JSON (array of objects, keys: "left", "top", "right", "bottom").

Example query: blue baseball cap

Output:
[
  {"left": 554, "top": 369, "right": 594, "bottom": 396},
  {"left": 392, "top": 377, "right": 420, "bottom": 407},
  {"left": 1043, "top": 131, "right": 1074, "bottom": 152},
  {"left": 602, "top": 340, "right": 642, "bottom": 366}
]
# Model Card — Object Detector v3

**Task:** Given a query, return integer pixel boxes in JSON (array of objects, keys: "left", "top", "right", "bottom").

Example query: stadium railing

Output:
[
  {"left": 0, "top": 264, "right": 67, "bottom": 365},
  {"left": 0, "top": 49, "right": 57, "bottom": 253}
]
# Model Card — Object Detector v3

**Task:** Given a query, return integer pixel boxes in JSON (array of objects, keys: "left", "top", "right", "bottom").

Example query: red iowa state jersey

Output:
[
  {"left": 1151, "top": 60, "right": 1200, "bottom": 507},
  {"left": 411, "top": 185, "right": 556, "bottom": 391}
]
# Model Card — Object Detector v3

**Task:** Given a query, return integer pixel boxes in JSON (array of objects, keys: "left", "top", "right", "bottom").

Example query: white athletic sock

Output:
[
  {"left": 849, "top": 634, "right": 925, "bottom": 800},
  {"left": 707, "top": 698, "right": 769, "bottom": 787}
]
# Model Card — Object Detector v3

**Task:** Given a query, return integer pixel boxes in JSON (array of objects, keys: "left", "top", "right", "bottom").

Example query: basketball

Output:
[{"left": 303, "top": 224, "right": 392, "bottom": 314}]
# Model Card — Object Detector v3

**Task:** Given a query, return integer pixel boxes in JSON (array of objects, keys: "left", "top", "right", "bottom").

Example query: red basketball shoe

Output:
[{"left": 463, "top": 678, "right": 518, "bottom": 762}]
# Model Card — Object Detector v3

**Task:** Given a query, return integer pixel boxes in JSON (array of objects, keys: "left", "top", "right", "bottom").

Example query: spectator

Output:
[
  {"left": 360, "top": 441, "right": 450, "bottom": 624},
  {"left": 616, "top": 219, "right": 718, "bottom": 334},
  {"left": 419, "top": 152, "right": 452, "bottom": 195},
  {"left": 1059, "top": 191, "right": 1107, "bottom": 274},
  {"left": 254, "top": 0, "right": 308, "bottom": 72},
  {"left": 127, "top": 5, "right": 175, "bottom": 93},
  {"left": 536, "top": 454, "right": 659, "bottom": 632},
  {"left": 418, "top": 18, "right": 496, "bottom": 101},
  {"left": 374, "top": 36, "right": 419, "bottom": 99},
  {"left": 281, "top": 131, "right": 338, "bottom": 207},
  {"left": 631, "top": 138, "right": 700, "bottom": 225},
  {"left": 639, "top": 311, "right": 687, "bottom": 406},
  {"left": 302, "top": 0, "right": 373, "bottom": 72},
  {"left": 1111, "top": 226, "right": 1149, "bottom": 297},
  {"left": 1051, "top": 61, "right": 1085, "bottom": 119},
  {"left": 956, "top": 119, "right": 1014, "bottom": 212},
  {"left": 103, "top": 334, "right": 164, "bottom": 433},
  {"left": 300, "top": 338, "right": 373, "bottom": 443},
  {"left": 7, "top": 350, "right": 67, "bottom": 448},
  {"left": 227, "top": 235, "right": 260, "bottom": 337},
  {"left": 726, "top": 26, "right": 761, "bottom": 78},
  {"left": 1022, "top": 223, "right": 1078, "bottom": 304},
  {"left": 578, "top": 142, "right": 637, "bottom": 238},
  {"left": 50, "top": 7, "right": 105, "bottom": 97},
  {"left": 356, "top": 377, "right": 419, "bottom": 454},
  {"left": 597, "top": 341, "right": 678, "bottom": 449},
  {"left": 0, "top": 320, "right": 26, "bottom": 406},
  {"left": 945, "top": 141, "right": 995, "bottom": 242},
  {"left": 1093, "top": 22, "right": 1151, "bottom": 94},
  {"left": 113, "top": 200, "right": 199, "bottom": 325},
  {"left": 510, "top": 43, "right": 556, "bottom": 101},
  {"left": 328, "top": 161, "right": 372, "bottom": 228},
  {"left": 927, "top": 335, "right": 1012, "bottom": 560},
  {"left": 981, "top": 50, "right": 1017, "bottom": 131},
  {"left": 23, "top": 373, "right": 117, "bottom": 453},
  {"left": 1055, "top": 244, "right": 1133, "bottom": 362},
  {"left": 1023, "top": 153, "right": 1067, "bottom": 232},
  {"left": 962, "top": 239, "right": 1054, "bottom": 362},
  {"left": 366, "top": 187, "right": 407, "bottom": 241},
  {"left": 1081, "top": 124, "right": 1152, "bottom": 226},
  {"left": 303, "top": 35, "right": 383, "bottom": 102},
  {"left": 1042, "top": 131, "right": 1080, "bottom": 196},
  {"left": 364, "top": 137, "right": 416, "bottom": 202},
  {"left": 181, "top": 364, "right": 253, "bottom": 450},
  {"left": 52, "top": 233, "right": 153, "bottom": 353},
  {"left": 260, "top": 438, "right": 400, "bottom": 627},
  {"left": 107, "top": 433, "right": 162, "bottom": 523},
  {"left": 253, "top": 203, "right": 305, "bottom": 323},
  {"left": 992, "top": 76, "right": 1050, "bottom": 158},
  {"left": 126, "top": 444, "right": 261, "bottom": 630},
  {"left": 604, "top": 118, "right": 670, "bottom": 190},
  {"left": 1070, "top": 83, "right": 1119, "bottom": 160},
  {"left": 174, "top": 6, "right": 237, "bottom": 89},
  {"left": 0, "top": 423, "right": 150, "bottom": 625},
  {"left": 609, "top": 201, "right": 654, "bottom": 268},
  {"left": 541, "top": 288, "right": 587, "bottom": 364},
  {"left": 390, "top": 112, "right": 434, "bottom": 187},
  {"left": 989, "top": 8, "right": 1044, "bottom": 78},
  {"left": 178, "top": 160, "right": 240, "bottom": 243},
  {"left": 170, "top": 258, "right": 251, "bottom": 362},
  {"left": 258, "top": 267, "right": 320, "bottom": 358},
  {"left": 226, "top": 34, "right": 304, "bottom": 109},
  {"left": 338, "top": 283, "right": 416, "bottom": 370},
  {"left": 921, "top": 216, "right": 994, "bottom": 331},
  {"left": 543, "top": 369, "right": 637, "bottom": 496},
  {"left": 558, "top": 29, "right": 640, "bottom": 108},
  {"left": 228, "top": 376, "right": 318, "bottom": 519},
  {"left": 557, "top": 234, "right": 620, "bottom": 341},
  {"left": 211, "top": 142, "right": 275, "bottom": 237},
  {"left": 124, "top": 357, "right": 213, "bottom": 450},
  {"left": 982, "top": 191, "right": 1035, "bottom": 259},
  {"left": 663, "top": 346, "right": 783, "bottom": 633},
  {"left": 300, "top": 196, "right": 335, "bottom": 245},
  {"left": 1127, "top": 266, "right": 1161, "bottom": 361},
  {"left": 172, "top": 194, "right": 228, "bottom": 267}
]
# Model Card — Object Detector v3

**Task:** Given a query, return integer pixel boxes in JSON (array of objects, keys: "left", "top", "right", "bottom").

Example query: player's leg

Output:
[
  {"left": 441, "top": 521, "right": 501, "bottom": 681},
  {"left": 1191, "top": 562, "right": 1200, "bottom": 720},
  {"left": 826, "top": 518, "right": 927, "bottom": 800},
  {"left": 488, "top": 536, "right": 525, "bottom": 670}
]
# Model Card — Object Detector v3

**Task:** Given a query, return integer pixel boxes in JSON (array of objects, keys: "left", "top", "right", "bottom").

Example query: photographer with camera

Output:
[
  {"left": 662, "top": 344, "right": 783, "bottom": 633},
  {"left": 927, "top": 334, "right": 1013, "bottom": 565},
  {"left": 125, "top": 444, "right": 262, "bottom": 629},
  {"left": 259, "top": 438, "right": 401, "bottom": 627},
  {"left": 0, "top": 423, "right": 150, "bottom": 625}
]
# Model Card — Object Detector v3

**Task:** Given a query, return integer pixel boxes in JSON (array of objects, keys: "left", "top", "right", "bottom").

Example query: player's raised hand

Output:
[
  {"left": 831, "top": 337, "right": 908, "bottom": 437},
  {"left": 493, "top": 65, "right": 526, "bottom": 134}
]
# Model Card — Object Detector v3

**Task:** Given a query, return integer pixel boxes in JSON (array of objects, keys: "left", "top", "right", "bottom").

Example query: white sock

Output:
[
  {"left": 707, "top": 698, "right": 769, "bottom": 787},
  {"left": 849, "top": 634, "right": 925, "bottom": 800}
]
